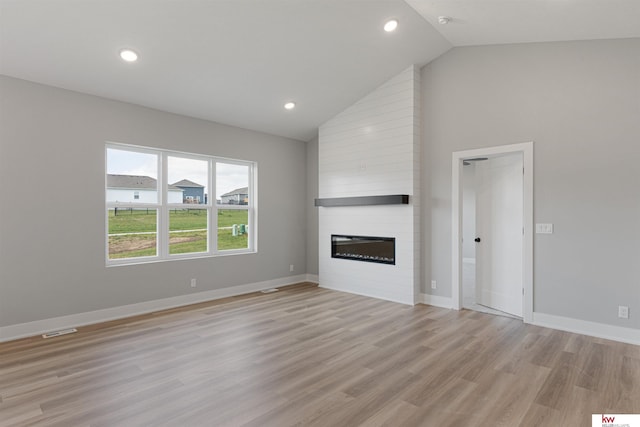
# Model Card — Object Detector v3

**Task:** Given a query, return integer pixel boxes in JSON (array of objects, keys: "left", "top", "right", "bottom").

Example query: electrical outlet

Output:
[
  {"left": 431, "top": 280, "right": 437, "bottom": 289},
  {"left": 618, "top": 305, "right": 629, "bottom": 319},
  {"left": 289, "top": 264, "right": 294, "bottom": 272},
  {"left": 536, "top": 223, "right": 554, "bottom": 234},
  {"left": 190, "top": 278, "right": 197, "bottom": 288}
]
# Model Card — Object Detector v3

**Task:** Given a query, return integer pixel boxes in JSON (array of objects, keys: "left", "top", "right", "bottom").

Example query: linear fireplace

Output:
[{"left": 331, "top": 235, "right": 395, "bottom": 265}]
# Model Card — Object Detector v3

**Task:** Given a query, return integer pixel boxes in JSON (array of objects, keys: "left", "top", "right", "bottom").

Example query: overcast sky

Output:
[{"left": 107, "top": 148, "right": 248, "bottom": 197}]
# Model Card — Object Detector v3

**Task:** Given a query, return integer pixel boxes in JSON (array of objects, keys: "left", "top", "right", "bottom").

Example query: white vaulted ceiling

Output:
[
  {"left": 1, "top": 0, "right": 638, "bottom": 142},
  {"left": 0, "top": 0, "right": 450, "bottom": 141},
  {"left": 406, "top": 0, "right": 640, "bottom": 46}
]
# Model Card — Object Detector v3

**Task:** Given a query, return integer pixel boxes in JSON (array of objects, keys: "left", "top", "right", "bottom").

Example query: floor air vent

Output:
[{"left": 42, "top": 328, "right": 77, "bottom": 339}]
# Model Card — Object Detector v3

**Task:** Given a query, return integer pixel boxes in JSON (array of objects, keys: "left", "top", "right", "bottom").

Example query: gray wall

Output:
[
  {"left": 421, "top": 38, "right": 640, "bottom": 328},
  {"left": 0, "top": 76, "right": 307, "bottom": 327},
  {"left": 306, "top": 136, "right": 319, "bottom": 275}
]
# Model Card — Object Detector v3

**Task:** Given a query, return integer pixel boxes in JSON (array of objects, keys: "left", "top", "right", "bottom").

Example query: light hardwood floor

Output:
[{"left": 1, "top": 283, "right": 639, "bottom": 426}]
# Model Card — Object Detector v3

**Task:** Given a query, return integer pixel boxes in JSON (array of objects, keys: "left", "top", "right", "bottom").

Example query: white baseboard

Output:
[
  {"left": 418, "top": 293, "right": 454, "bottom": 309},
  {"left": 5, "top": 278, "right": 636, "bottom": 347},
  {"left": 0, "top": 274, "right": 310, "bottom": 343},
  {"left": 418, "top": 297, "right": 639, "bottom": 345},
  {"left": 532, "top": 312, "right": 640, "bottom": 346}
]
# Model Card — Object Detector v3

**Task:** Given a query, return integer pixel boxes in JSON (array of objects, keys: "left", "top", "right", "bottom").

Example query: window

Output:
[
  {"left": 217, "top": 162, "right": 251, "bottom": 251},
  {"left": 106, "top": 143, "right": 256, "bottom": 265}
]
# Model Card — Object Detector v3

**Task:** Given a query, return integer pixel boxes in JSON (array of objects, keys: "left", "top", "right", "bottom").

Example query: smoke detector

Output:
[{"left": 438, "top": 16, "right": 452, "bottom": 25}]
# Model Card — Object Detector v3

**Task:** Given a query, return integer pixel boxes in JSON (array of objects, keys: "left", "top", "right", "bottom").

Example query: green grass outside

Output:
[
  {"left": 169, "top": 231, "right": 207, "bottom": 255},
  {"left": 108, "top": 209, "right": 247, "bottom": 233},
  {"left": 108, "top": 234, "right": 157, "bottom": 259},
  {"left": 217, "top": 209, "right": 248, "bottom": 251},
  {"left": 218, "top": 228, "right": 248, "bottom": 251},
  {"left": 170, "top": 211, "right": 207, "bottom": 231},
  {"left": 108, "top": 209, "right": 157, "bottom": 233},
  {"left": 108, "top": 208, "right": 248, "bottom": 259},
  {"left": 217, "top": 209, "right": 248, "bottom": 228}
]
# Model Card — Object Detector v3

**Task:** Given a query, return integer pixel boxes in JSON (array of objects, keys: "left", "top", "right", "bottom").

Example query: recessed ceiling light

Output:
[
  {"left": 384, "top": 19, "right": 398, "bottom": 32},
  {"left": 284, "top": 102, "right": 296, "bottom": 110},
  {"left": 119, "top": 49, "right": 138, "bottom": 62},
  {"left": 438, "top": 16, "right": 452, "bottom": 25}
]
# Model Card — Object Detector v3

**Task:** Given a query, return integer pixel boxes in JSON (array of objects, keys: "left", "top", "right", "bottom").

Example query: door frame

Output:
[{"left": 451, "top": 141, "right": 534, "bottom": 323}]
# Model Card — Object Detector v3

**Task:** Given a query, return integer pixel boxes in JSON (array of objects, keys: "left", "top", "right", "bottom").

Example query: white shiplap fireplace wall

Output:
[{"left": 318, "top": 66, "right": 420, "bottom": 305}]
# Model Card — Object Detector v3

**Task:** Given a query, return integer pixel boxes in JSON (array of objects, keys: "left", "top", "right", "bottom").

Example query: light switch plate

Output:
[{"left": 536, "top": 223, "right": 553, "bottom": 234}]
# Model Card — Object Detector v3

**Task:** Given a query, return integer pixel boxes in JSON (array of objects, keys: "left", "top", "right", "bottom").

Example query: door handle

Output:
[{"left": 474, "top": 237, "right": 481, "bottom": 243}]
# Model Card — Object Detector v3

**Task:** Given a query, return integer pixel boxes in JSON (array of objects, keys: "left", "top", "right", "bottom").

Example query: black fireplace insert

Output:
[{"left": 331, "top": 235, "right": 395, "bottom": 265}]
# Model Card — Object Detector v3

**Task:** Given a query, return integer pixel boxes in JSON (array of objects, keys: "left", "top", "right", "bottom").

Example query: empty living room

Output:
[{"left": 1, "top": 1, "right": 639, "bottom": 426}]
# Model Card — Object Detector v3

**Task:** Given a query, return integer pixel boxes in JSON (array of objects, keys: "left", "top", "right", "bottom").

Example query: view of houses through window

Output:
[{"left": 106, "top": 144, "right": 255, "bottom": 264}]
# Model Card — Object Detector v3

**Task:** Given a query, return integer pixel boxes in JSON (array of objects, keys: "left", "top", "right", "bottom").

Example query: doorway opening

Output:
[{"left": 452, "top": 142, "right": 533, "bottom": 323}]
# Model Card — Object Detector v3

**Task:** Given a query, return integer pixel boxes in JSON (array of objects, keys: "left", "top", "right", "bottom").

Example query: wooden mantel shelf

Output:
[{"left": 314, "top": 194, "right": 409, "bottom": 207}]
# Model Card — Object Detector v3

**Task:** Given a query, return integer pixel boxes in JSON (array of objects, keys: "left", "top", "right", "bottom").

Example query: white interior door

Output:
[{"left": 475, "top": 154, "right": 523, "bottom": 317}]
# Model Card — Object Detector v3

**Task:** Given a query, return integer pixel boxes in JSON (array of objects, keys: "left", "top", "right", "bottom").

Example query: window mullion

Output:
[
  {"left": 248, "top": 163, "right": 256, "bottom": 252},
  {"left": 159, "top": 152, "right": 169, "bottom": 258},
  {"left": 211, "top": 160, "right": 217, "bottom": 255}
]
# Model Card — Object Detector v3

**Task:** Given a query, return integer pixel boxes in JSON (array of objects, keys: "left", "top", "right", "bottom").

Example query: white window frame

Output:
[
  {"left": 214, "top": 158, "right": 257, "bottom": 256},
  {"left": 106, "top": 142, "right": 257, "bottom": 266}
]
